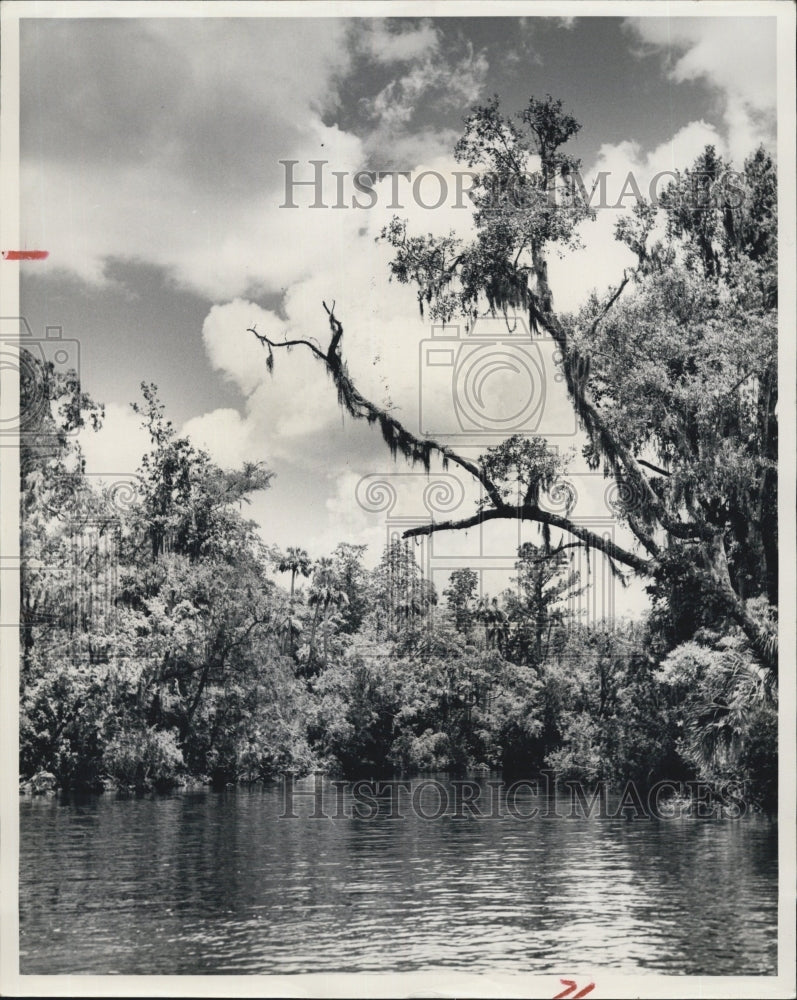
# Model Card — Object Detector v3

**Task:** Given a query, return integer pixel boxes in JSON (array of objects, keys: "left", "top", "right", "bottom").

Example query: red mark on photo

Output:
[
  {"left": 2, "top": 250, "right": 49, "bottom": 260},
  {"left": 554, "top": 979, "right": 596, "bottom": 999}
]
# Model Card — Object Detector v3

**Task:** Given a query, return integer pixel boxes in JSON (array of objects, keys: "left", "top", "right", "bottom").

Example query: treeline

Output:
[{"left": 19, "top": 378, "right": 776, "bottom": 808}]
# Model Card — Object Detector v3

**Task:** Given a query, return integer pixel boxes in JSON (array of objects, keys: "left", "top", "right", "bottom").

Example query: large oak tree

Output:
[{"left": 249, "top": 96, "right": 777, "bottom": 670}]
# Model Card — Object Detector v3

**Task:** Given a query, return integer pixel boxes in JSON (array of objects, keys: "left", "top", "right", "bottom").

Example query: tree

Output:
[
  {"left": 657, "top": 597, "right": 777, "bottom": 807},
  {"left": 274, "top": 546, "right": 312, "bottom": 656},
  {"left": 276, "top": 546, "right": 312, "bottom": 599},
  {"left": 503, "top": 540, "right": 582, "bottom": 669},
  {"left": 248, "top": 96, "right": 777, "bottom": 669},
  {"left": 443, "top": 567, "right": 478, "bottom": 634},
  {"left": 307, "top": 557, "right": 349, "bottom": 669},
  {"left": 132, "top": 383, "right": 273, "bottom": 562},
  {"left": 19, "top": 351, "right": 110, "bottom": 687},
  {"left": 332, "top": 542, "right": 370, "bottom": 633},
  {"left": 371, "top": 540, "right": 437, "bottom": 650},
  {"left": 19, "top": 374, "right": 317, "bottom": 790},
  {"left": 19, "top": 344, "right": 104, "bottom": 481},
  {"left": 477, "top": 597, "right": 509, "bottom": 653}
]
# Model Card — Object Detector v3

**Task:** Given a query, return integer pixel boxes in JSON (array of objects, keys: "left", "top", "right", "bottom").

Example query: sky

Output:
[{"left": 17, "top": 9, "right": 779, "bottom": 615}]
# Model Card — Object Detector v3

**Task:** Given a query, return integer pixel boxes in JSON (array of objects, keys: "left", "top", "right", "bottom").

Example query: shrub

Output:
[{"left": 103, "top": 726, "right": 184, "bottom": 791}]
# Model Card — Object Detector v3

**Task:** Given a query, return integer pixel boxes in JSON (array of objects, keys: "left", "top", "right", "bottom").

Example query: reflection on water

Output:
[{"left": 19, "top": 777, "right": 777, "bottom": 975}]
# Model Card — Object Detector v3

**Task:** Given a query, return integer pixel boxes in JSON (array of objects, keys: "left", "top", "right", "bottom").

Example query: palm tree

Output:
[
  {"left": 274, "top": 547, "right": 311, "bottom": 657},
  {"left": 308, "top": 558, "right": 349, "bottom": 668},
  {"left": 276, "top": 601, "right": 303, "bottom": 656},
  {"left": 689, "top": 652, "right": 777, "bottom": 773},
  {"left": 277, "top": 546, "right": 312, "bottom": 599}
]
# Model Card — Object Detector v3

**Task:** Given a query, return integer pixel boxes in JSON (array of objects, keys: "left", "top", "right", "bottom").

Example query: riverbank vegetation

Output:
[
  {"left": 18, "top": 379, "right": 777, "bottom": 808},
  {"left": 19, "top": 97, "right": 777, "bottom": 810}
]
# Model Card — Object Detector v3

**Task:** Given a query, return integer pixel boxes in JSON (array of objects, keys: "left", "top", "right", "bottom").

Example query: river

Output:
[{"left": 19, "top": 776, "right": 777, "bottom": 976}]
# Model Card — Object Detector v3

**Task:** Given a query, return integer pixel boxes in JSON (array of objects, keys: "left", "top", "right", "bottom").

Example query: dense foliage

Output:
[
  {"left": 19, "top": 375, "right": 775, "bottom": 807},
  {"left": 19, "top": 98, "right": 777, "bottom": 812},
  {"left": 374, "top": 100, "right": 777, "bottom": 672}
]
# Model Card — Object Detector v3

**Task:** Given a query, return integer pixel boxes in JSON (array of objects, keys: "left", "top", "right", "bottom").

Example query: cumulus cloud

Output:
[
  {"left": 201, "top": 299, "right": 280, "bottom": 398},
  {"left": 359, "top": 41, "right": 489, "bottom": 164},
  {"left": 79, "top": 401, "right": 150, "bottom": 478},
  {"left": 183, "top": 157, "right": 461, "bottom": 465},
  {"left": 19, "top": 17, "right": 489, "bottom": 299},
  {"left": 196, "top": 299, "right": 348, "bottom": 458},
  {"left": 22, "top": 119, "right": 366, "bottom": 301},
  {"left": 626, "top": 17, "right": 776, "bottom": 163},
  {"left": 20, "top": 18, "right": 362, "bottom": 299},
  {"left": 181, "top": 408, "right": 259, "bottom": 471}
]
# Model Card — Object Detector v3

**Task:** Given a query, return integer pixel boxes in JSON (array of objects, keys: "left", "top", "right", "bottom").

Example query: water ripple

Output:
[{"left": 19, "top": 780, "right": 777, "bottom": 975}]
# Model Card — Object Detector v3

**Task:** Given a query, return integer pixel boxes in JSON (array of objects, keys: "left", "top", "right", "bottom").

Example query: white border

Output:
[{"left": 1, "top": 2, "right": 794, "bottom": 997}]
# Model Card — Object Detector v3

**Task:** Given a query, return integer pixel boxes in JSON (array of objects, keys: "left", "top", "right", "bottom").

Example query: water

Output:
[{"left": 19, "top": 777, "right": 777, "bottom": 975}]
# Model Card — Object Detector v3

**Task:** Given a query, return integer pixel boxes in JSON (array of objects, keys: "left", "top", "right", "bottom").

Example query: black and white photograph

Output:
[{"left": 0, "top": 2, "right": 794, "bottom": 997}]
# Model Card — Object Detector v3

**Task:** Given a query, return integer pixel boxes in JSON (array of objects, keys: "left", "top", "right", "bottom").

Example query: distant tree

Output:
[
  {"left": 307, "top": 557, "right": 349, "bottom": 669},
  {"left": 503, "top": 541, "right": 582, "bottom": 669},
  {"left": 132, "top": 383, "right": 273, "bottom": 562},
  {"left": 371, "top": 540, "right": 437, "bottom": 650},
  {"left": 477, "top": 597, "right": 509, "bottom": 654},
  {"left": 443, "top": 567, "right": 479, "bottom": 634},
  {"left": 276, "top": 546, "right": 312, "bottom": 599},
  {"left": 332, "top": 542, "right": 370, "bottom": 633}
]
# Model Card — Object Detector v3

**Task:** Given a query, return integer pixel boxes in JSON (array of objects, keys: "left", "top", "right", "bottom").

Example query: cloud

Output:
[
  {"left": 197, "top": 298, "right": 348, "bottom": 458},
  {"left": 322, "top": 470, "right": 390, "bottom": 561},
  {"left": 625, "top": 17, "right": 776, "bottom": 163},
  {"left": 79, "top": 401, "right": 150, "bottom": 478},
  {"left": 20, "top": 18, "right": 364, "bottom": 299},
  {"left": 22, "top": 119, "right": 366, "bottom": 301},
  {"left": 359, "top": 41, "right": 489, "bottom": 164},
  {"left": 548, "top": 118, "right": 724, "bottom": 314},
  {"left": 20, "top": 18, "right": 491, "bottom": 299},
  {"left": 181, "top": 408, "right": 259, "bottom": 471},
  {"left": 364, "top": 46, "right": 488, "bottom": 130},
  {"left": 20, "top": 16, "right": 492, "bottom": 308},
  {"left": 202, "top": 299, "right": 280, "bottom": 398},
  {"left": 352, "top": 19, "right": 439, "bottom": 63}
]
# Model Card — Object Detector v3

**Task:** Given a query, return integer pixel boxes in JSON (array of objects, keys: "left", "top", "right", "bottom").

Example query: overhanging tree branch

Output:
[
  {"left": 403, "top": 503, "right": 652, "bottom": 574},
  {"left": 250, "top": 307, "right": 509, "bottom": 511},
  {"left": 248, "top": 303, "right": 776, "bottom": 669},
  {"left": 247, "top": 305, "right": 654, "bottom": 578}
]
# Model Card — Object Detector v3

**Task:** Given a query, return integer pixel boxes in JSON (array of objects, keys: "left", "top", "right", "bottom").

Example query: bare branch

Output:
[
  {"left": 637, "top": 459, "right": 671, "bottom": 477},
  {"left": 247, "top": 326, "right": 327, "bottom": 363},
  {"left": 587, "top": 271, "right": 631, "bottom": 338},
  {"left": 403, "top": 503, "right": 653, "bottom": 575}
]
